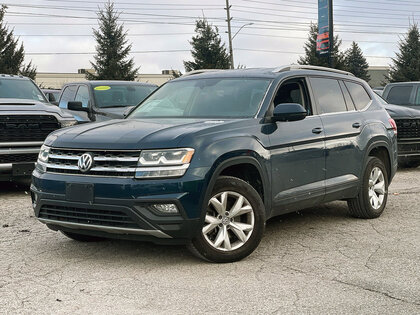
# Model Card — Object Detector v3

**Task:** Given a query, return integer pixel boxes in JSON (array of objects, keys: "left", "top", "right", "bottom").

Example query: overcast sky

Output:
[{"left": 2, "top": 0, "right": 419, "bottom": 74}]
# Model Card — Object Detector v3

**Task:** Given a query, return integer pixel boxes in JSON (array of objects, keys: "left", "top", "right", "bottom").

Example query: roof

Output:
[
  {"left": 0, "top": 74, "right": 30, "bottom": 80},
  {"left": 174, "top": 65, "right": 364, "bottom": 83},
  {"left": 386, "top": 81, "right": 420, "bottom": 85},
  {"left": 62, "top": 80, "right": 158, "bottom": 87}
]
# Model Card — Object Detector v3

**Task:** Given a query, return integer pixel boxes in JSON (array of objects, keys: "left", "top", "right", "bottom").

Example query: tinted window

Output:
[
  {"left": 75, "top": 85, "right": 90, "bottom": 108},
  {"left": 274, "top": 78, "right": 312, "bottom": 115},
  {"left": 59, "top": 85, "right": 78, "bottom": 108},
  {"left": 129, "top": 78, "right": 271, "bottom": 118},
  {"left": 345, "top": 81, "right": 371, "bottom": 110},
  {"left": 309, "top": 78, "right": 347, "bottom": 114},
  {"left": 0, "top": 78, "right": 47, "bottom": 102},
  {"left": 386, "top": 86, "right": 413, "bottom": 105}
]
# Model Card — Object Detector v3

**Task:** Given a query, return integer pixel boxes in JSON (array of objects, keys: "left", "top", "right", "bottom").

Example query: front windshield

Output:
[
  {"left": 92, "top": 84, "right": 157, "bottom": 108},
  {"left": 0, "top": 78, "right": 47, "bottom": 102},
  {"left": 128, "top": 78, "right": 271, "bottom": 119}
]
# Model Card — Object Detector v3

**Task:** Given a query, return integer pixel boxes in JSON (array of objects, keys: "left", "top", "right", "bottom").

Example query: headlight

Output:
[
  {"left": 38, "top": 145, "right": 50, "bottom": 163},
  {"left": 61, "top": 120, "right": 78, "bottom": 128},
  {"left": 136, "top": 148, "right": 194, "bottom": 178}
]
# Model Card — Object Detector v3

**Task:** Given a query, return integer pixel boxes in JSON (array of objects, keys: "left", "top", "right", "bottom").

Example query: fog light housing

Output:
[{"left": 150, "top": 203, "right": 179, "bottom": 214}]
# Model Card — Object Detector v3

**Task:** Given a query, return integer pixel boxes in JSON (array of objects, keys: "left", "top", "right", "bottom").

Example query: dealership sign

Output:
[{"left": 317, "top": 0, "right": 330, "bottom": 55}]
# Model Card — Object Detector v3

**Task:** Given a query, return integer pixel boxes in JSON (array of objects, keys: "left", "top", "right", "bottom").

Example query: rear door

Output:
[{"left": 309, "top": 77, "right": 364, "bottom": 201}]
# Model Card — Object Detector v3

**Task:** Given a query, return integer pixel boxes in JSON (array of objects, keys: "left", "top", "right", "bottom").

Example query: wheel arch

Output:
[{"left": 202, "top": 153, "right": 271, "bottom": 221}]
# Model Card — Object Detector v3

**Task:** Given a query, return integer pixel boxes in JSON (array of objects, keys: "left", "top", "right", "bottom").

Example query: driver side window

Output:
[{"left": 273, "top": 78, "right": 312, "bottom": 115}]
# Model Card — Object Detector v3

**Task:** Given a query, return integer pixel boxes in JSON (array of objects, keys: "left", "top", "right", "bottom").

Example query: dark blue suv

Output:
[{"left": 31, "top": 66, "right": 398, "bottom": 262}]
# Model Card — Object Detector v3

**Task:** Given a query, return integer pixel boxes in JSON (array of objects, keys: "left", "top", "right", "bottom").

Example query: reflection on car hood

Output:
[
  {"left": 384, "top": 104, "right": 420, "bottom": 118},
  {"left": 0, "top": 98, "right": 74, "bottom": 119},
  {"left": 46, "top": 117, "right": 246, "bottom": 150}
]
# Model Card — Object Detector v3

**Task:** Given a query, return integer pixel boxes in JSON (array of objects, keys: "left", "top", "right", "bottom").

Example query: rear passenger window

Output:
[
  {"left": 345, "top": 81, "right": 371, "bottom": 110},
  {"left": 387, "top": 86, "right": 413, "bottom": 105},
  {"left": 59, "top": 85, "right": 78, "bottom": 108},
  {"left": 309, "top": 78, "right": 347, "bottom": 114}
]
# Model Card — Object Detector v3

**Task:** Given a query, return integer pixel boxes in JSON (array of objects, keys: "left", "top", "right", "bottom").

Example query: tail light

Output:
[{"left": 389, "top": 118, "right": 397, "bottom": 134}]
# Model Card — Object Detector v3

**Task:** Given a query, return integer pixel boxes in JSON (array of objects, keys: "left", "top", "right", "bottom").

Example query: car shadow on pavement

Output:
[
  {"left": 0, "top": 180, "right": 31, "bottom": 196},
  {"left": 36, "top": 201, "right": 352, "bottom": 265}
]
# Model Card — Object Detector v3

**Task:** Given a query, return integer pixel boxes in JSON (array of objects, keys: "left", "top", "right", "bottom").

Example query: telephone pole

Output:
[{"left": 225, "top": 0, "right": 234, "bottom": 69}]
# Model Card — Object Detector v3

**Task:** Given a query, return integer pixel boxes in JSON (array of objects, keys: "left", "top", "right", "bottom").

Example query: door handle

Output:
[
  {"left": 352, "top": 122, "right": 361, "bottom": 128},
  {"left": 312, "top": 127, "right": 323, "bottom": 134}
]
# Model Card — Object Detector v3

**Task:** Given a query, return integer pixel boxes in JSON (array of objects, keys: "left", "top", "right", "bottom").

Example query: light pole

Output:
[
  {"left": 232, "top": 22, "right": 253, "bottom": 40},
  {"left": 225, "top": 22, "right": 254, "bottom": 69}
]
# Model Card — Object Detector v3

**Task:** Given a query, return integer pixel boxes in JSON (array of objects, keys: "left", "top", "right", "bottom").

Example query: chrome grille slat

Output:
[{"left": 44, "top": 148, "right": 140, "bottom": 177}]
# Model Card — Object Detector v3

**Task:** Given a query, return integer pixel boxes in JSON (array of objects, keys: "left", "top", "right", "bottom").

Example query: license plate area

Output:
[{"left": 65, "top": 183, "right": 94, "bottom": 203}]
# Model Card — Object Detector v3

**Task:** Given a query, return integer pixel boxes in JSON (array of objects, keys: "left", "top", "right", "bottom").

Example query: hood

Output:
[
  {"left": 0, "top": 98, "right": 75, "bottom": 119},
  {"left": 384, "top": 104, "right": 420, "bottom": 119},
  {"left": 46, "top": 117, "right": 247, "bottom": 149}
]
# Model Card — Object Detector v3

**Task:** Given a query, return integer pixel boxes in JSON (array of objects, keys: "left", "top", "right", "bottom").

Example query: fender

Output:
[
  {"left": 362, "top": 138, "right": 394, "bottom": 180},
  {"left": 196, "top": 153, "right": 272, "bottom": 229}
]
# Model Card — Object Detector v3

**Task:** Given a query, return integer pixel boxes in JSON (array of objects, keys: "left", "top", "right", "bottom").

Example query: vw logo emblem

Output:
[{"left": 78, "top": 153, "right": 94, "bottom": 173}]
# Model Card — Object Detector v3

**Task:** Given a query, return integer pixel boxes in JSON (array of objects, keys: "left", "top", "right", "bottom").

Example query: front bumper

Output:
[
  {"left": 397, "top": 139, "right": 420, "bottom": 162},
  {"left": 31, "top": 167, "right": 210, "bottom": 244}
]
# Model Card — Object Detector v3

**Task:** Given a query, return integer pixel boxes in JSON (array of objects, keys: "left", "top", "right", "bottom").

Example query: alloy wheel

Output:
[
  {"left": 368, "top": 166, "right": 386, "bottom": 210},
  {"left": 202, "top": 191, "right": 255, "bottom": 251}
]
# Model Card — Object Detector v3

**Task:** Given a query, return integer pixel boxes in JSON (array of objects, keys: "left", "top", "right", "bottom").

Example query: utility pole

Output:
[
  {"left": 328, "top": 0, "right": 334, "bottom": 68},
  {"left": 225, "top": 0, "right": 234, "bottom": 69}
]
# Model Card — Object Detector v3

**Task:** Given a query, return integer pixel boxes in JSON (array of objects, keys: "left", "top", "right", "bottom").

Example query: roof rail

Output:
[
  {"left": 181, "top": 69, "right": 224, "bottom": 77},
  {"left": 272, "top": 65, "right": 354, "bottom": 76}
]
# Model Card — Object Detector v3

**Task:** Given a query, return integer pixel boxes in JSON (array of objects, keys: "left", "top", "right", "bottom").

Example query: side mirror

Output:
[
  {"left": 123, "top": 106, "right": 135, "bottom": 118},
  {"left": 68, "top": 101, "right": 88, "bottom": 112},
  {"left": 272, "top": 103, "right": 307, "bottom": 122}
]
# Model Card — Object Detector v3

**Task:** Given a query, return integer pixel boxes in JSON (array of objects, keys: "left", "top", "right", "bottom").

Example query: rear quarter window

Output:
[{"left": 344, "top": 81, "right": 371, "bottom": 110}]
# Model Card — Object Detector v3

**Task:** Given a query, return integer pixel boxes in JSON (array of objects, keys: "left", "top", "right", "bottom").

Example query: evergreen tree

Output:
[
  {"left": 87, "top": 2, "right": 139, "bottom": 81},
  {"left": 388, "top": 24, "right": 420, "bottom": 82},
  {"left": 298, "top": 23, "right": 346, "bottom": 70},
  {"left": 0, "top": 5, "right": 36, "bottom": 79},
  {"left": 184, "top": 18, "right": 230, "bottom": 72},
  {"left": 344, "top": 41, "right": 370, "bottom": 81}
]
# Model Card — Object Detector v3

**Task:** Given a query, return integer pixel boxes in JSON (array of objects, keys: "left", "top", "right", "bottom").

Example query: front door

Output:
[{"left": 268, "top": 77, "right": 326, "bottom": 215}]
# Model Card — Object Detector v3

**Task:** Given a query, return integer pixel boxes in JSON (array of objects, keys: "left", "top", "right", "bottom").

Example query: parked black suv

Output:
[
  {"left": 0, "top": 74, "right": 76, "bottom": 181},
  {"left": 381, "top": 82, "right": 420, "bottom": 168},
  {"left": 31, "top": 66, "right": 398, "bottom": 262},
  {"left": 57, "top": 81, "right": 157, "bottom": 123}
]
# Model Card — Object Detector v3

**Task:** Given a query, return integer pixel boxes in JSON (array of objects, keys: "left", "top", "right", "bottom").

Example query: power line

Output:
[
  {"left": 26, "top": 49, "right": 190, "bottom": 55},
  {"left": 235, "top": 48, "right": 393, "bottom": 59}
]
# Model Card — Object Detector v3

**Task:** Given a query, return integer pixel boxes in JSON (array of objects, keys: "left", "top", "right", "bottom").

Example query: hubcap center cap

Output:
[{"left": 221, "top": 216, "right": 230, "bottom": 225}]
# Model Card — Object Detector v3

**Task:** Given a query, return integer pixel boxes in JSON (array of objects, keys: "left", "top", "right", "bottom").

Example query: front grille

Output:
[
  {"left": 0, "top": 153, "right": 38, "bottom": 164},
  {"left": 0, "top": 115, "right": 61, "bottom": 142},
  {"left": 39, "top": 204, "right": 139, "bottom": 229},
  {"left": 43, "top": 148, "right": 140, "bottom": 177},
  {"left": 395, "top": 119, "right": 420, "bottom": 139}
]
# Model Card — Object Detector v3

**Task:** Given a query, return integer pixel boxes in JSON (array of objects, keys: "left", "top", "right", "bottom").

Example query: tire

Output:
[
  {"left": 347, "top": 156, "right": 389, "bottom": 219},
  {"left": 61, "top": 231, "right": 107, "bottom": 242},
  {"left": 188, "top": 176, "right": 265, "bottom": 263}
]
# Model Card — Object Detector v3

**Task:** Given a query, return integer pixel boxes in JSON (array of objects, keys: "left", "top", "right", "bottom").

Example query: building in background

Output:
[
  {"left": 367, "top": 66, "right": 389, "bottom": 88},
  {"left": 35, "top": 69, "right": 179, "bottom": 89}
]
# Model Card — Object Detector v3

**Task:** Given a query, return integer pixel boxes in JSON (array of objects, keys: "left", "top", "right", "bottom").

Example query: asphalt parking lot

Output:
[{"left": 0, "top": 169, "right": 419, "bottom": 314}]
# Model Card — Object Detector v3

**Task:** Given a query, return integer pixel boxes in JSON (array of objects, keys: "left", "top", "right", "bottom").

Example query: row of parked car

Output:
[{"left": 0, "top": 67, "right": 419, "bottom": 262}]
